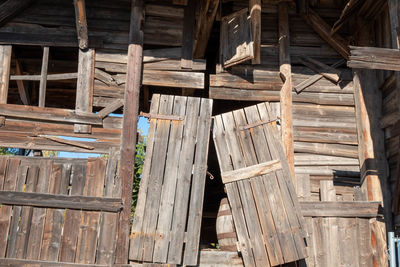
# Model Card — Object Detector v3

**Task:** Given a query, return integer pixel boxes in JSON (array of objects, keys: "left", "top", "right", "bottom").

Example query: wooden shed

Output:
[{"left": 0, "top": 0, "right": 398, "bottom": 266}]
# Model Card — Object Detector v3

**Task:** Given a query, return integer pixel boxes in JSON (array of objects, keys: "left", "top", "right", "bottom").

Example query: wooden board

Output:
[
  {"left": 129, "top": 94, "right": 212, "bottom": 266},
  {"left": 213, "top": 102, "right": 307, "bottom": 266},
  {"left": 220, "top": 9, "right": 254, "bottom": 68}
]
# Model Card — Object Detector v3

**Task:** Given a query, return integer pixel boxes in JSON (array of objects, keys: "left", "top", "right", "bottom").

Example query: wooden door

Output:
[
  {"left": 129, "top": 94, "right": 213, "bottom": 266},
  {"left": 213, "top": 102, "right": 308, "bottom": 267}
]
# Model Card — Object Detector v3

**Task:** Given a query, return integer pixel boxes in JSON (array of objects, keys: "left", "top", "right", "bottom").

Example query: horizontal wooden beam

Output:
[
  {"left": 142, "top": 70, "right": 204, "bottom": 89},
  {"left": 139, "top": 111, "right": 184, "bottom": 121},
  {"left": 348, "top": 46, "right": 400, "bottom": 71},
  {"left": 0, "top": 104, "right": 102, "bottom": 125},
  {"left": 10, "top": 73, "right": 78, "bottom": 81},
  {"left": 0, "top": 191, "right": 122, "bottom": 212},
  {"left": 221, "top": 159, "right": 282, "bottom": 184},
  {"left": 300, "top": 201, "right": 382, "bottom": 217}
]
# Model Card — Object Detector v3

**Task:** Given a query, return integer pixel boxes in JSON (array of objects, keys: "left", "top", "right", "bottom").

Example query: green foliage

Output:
[
  {"left": 131, "top": 135, "right": 146, "bottom": 215},
  {"left": 0, "top": 148, "right": 19, "bottom": 155}
]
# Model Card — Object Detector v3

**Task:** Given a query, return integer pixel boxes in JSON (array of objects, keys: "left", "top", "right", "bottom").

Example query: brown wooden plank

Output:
[
  {"left": 180, "top": 0, "right": 195, "bottom": 69},
  {"left": 40, "top": 162, "right": 71, "bottom": 261},
  {"left": 129, "top": 94, "right": 160, "bottom": 261},
  {"left": 183, "top": 98, "right": 213, "bottom": 265},
  {"left": 14, "top": 165, "right": 40, "bottom": 258},
  {"left": 39, "top": 46, "right": 49, "bottom": 108},
  {"left": 75, "top": 48, "right": 94, "bottom": 133},
  {"left": 168, "top": 97, "right": 201, "bottom": 264},
  {"left": 249, "top": 0, "right": 261, "bottom": 64},
  {"left": 75, "top": 158, "right": 106, "bottom": 264},
  {"left": 59, "top": 163, "right": 87, "bottom": 262},
  {"left": 26, "top": 159, "right": 52, "bottom": 260},
  {"left": 0, "top": 45, "right": 11, "bottom": 124},
  {"left": 96, "top": 148, "right": 121, "bottom": 264},
  {"left": 0, "top": 258, "right": 108, "bottom": 267},
  {"left": 152, "top": 96, "right": 187, "bottom": 263},
  {"left": 300, "top": 201, "right": 381, "bottom": 217},
  {"left": 0, "top": 157, "right": 12, "bottom": 257}
]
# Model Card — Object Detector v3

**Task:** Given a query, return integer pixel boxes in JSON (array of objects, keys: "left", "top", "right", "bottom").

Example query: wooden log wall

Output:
[
  {"left": 210, "top": 3, "right": 360, "bottom": 195},
  {"left": 0, "top": 154, "right": 122, "bottom": 265}
]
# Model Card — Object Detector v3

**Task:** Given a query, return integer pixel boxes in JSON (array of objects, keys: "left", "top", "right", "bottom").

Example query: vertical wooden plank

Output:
[
  {"left": 278, "top": 2, "right": 295, "bottom": 181},
  {"left": 26, "top": 159, "right": 52, "bottom": 260},
  {"left": 14, "top": 165, "right": 40, "bottom": 258},
  {"left": 75, "top": 158, "right": 106, "bottom": 264},
  {"left": 140, "top": 95, "right": 174, "bottom": 262},
  {"left": 320, "top": 180, "right": 339, "bottom": 267},
  {"left": 355, "top": 187, "right": 373, "bottom": 266},
  {"left": 0, "top": 157, "right": 12, "bottom": 257},
  {"left": 115, "top": 0, "right": 143, "bottom": 263},
  {"left": 194, "top": 0, "right": 219, "bottom": 58},
  {"left": 183, "top": 98, "right": 213, "bottom": 265},
  {"left": 73, "top": 0, "right": 88, "bottom": 49},
  {"left": 213, "top": 115, "right": 256, "bottom": 267},
  {"left": 0, "top": 45, "right": 11, "bottom": 124},
  {"left": 181, "top": 0, "right": 195, "bottom": 69},
  {"left": 129, "top": 94, "right": 160, "bottom": 261},
  {"left": 6, "top": 162, "right": 27, "bottom": 258},
  {"left": 152, "top": 96, "right": 187, "bottom": 263},
  {"left": 39, "top": 46, "right": 49, "bottom": 107},
  {"left": 338, "top": 217, "right": 360, "bottom": 267},
  {"left": 40, "top": 162, "right": 71, "bottom": 261},
  {"left": 167, "top": 97, "right": 201, "bottom": 264},
  {"left": 74, "top": 48, "right": 94, "bottom": 133},
  {"left": 96, "top": 148, "right": 120, "bottom": 264},
  {"left": 59, "top": 163, "right": 87, "bottom": 262},
  {"left": 249, "top": 0, "right": 261, "bottom": 64}
]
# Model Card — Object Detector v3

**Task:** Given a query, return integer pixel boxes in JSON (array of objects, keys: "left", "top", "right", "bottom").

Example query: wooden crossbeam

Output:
[
  {"left": 36, "top": 135, "right": 95, "bottom": 150},
  {"left": 193, "top": 0, "right": 219, "bottom": 58},
  {"left": 348, "top": 46, "right": 400, "bottom": 71},
  {"left": 0, "top": 259, "right": 109, "bottom": 267},
  {"left": 300, "top": 201, "right": 382, "bottom": 217},
  {"left": 73, "top": 0, "right": 88, "bottom": 49},
  {"left": 221, "top": 159, "right": 282, "bottom": 184},
  {"left": 299, "top": 56, "right": 341, "bottom": 83},
  {"left": 14, "top": 58, "right": 30, "bottom": 105},
  {"left": 0, "top": 0, "right": 35, "bottom": 27},
  {"left": 10, "top": 73, "right": 77, "bottom": 81},
  {"left": 97, "top": 99, "right": 124, "bottom": 118},
  {"left": 303, "top": 8, "right": 350, "bottom": 59},
  {"left": 0, "top": 191, "right": 122, "bottom": 212},
  {"left": 139, "top": 111, "right": 184, "bottom": 121},
  {"left": 239, "top": 118, "right": 279, "bottom": 130}
]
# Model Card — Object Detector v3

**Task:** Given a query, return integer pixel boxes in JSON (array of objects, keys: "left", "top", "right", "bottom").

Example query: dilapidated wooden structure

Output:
[{"left": 0, "top": 0, "right": 399, "bottom": 266}]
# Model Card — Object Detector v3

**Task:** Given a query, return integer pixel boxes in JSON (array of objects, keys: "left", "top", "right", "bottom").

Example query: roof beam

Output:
[
  {"left": 0, "top": 0, "right": 34, "bottom": 27},
  {"left": 73, "top": 0, "right": 88, "bottom": 49}
]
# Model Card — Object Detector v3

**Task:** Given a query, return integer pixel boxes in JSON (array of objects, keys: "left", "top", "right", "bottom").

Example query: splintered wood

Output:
[
  {"left": 129, "top": 94, "right": 213, "bottom": 266},
  {"left": 213, "top": 102, "right": 308, "bottom": 267}
]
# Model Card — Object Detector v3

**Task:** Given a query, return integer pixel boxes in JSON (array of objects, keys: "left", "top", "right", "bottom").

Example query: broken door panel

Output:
[
  {"left": 220, "top": 8, "right": 254, "bottom": 68},
  {"left": 129, "top": 94, "right": 213, "bottom": 266},
  {"left": 213, "top": 102, "right": 308, "bottom": 267}
]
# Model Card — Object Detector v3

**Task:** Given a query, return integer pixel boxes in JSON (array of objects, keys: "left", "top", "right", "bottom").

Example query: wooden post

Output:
[
  {"left": 115, "top": 0, "right": 143, "bottom": 264},
  {"left": 278, "top": 2, "right": 295, "bottom": 181},
  {"left": 38, "top": 46, "right": 49, "bottom": 108},
  {"left": 0, "top": 45, "right": 11, "bottom": 125},
  {"left": 249, "top": 0, "right": 261, "bottom": 64},
  {"left": 74, "top": 48, "right": 94, "bottom": 133},
  {"left": 73, "top": 0, "right": 89, "bottom": 49},
  {"left": 181, "top": 0, "right": 195, "bottom": 69}
]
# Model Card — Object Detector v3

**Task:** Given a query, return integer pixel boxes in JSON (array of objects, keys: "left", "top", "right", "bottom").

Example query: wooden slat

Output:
[
  {"left": 221, "top": 159, "right": 282, "bottom": 184},
  {"left": 97, "top": 99, "right": 124, "bottom": 118},
  {"left": 180, "top": 0, "right": 195, "bottom": 69},
  {"left": 59, "top": 163, "right": 87, "bottom": 262},
  {"left": 348, "top": 46, "right": 400, "bottom": 71},
  {"left": 249, "top": 0, "right": 261, "bottom": 64},
  {"left": 152, "top": 96, "right": 187, "bottom": 263},
  {"left": 168, "top": 97, "right": 201, "bottom": 264},
  {"left": 26, "top": 159, "right": 52, "bottom": 260},
  {"left": 0, "top": 104, "right": 102, "bottom": 125},
  {"left": 39, "top": 46, "right": 49, "bottom": 108},
  {"left": 300, "top": 201, "right": 381, "bottom": 217},
  {"left": 0, "top": 191, "right": 122, "bottom": 212},
  {"left": 139, "top": 111, "right": 184, "bottom": 121},
  {"left": 75, "top": 48, "right": 94, "bottom": 133},
  {"left": 299, "top": 56, "right": 341, "bottom": 83},
  {"left": 0, "top": 45, "right": 11, "bottom": 124},
  {"left": 0, "top": 158, "right": 14, "bottom": 257},
  {"left": 40, "top": 163, "right": 71, "bottom": 261},
  {"left": 75, "top": 158, "right": 106, "bottom": 264},
  {"left": 183, "top": 98, "right": 213, "bottom": 265},
  {"left": 11, "top": 73, "right": 78, "bottom": 81}
]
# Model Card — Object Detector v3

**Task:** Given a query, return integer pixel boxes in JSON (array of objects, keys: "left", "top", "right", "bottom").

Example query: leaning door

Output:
[
  {"left": 213, "top": 102, "right": 308, "bottom": 267},
  {"left": 129, "top": 94, "right": 213, "bottom": 266}
]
